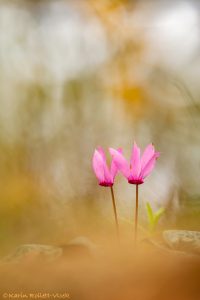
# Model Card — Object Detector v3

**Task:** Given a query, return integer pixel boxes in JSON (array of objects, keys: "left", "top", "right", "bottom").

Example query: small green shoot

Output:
[{"left": 146, "top": 202, "right": 165, "bottom": 232}]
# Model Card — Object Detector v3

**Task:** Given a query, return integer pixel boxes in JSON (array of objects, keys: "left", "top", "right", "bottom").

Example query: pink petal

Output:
[
  {"left": 109, "top": 148, "right": 129, "bottom": 178},
  {"left": 130, "top": 142, "right": 141, "bottom": 179},
  {"left": 97, "top": 146, "right": 106, "bottom": 162},
  {"left": 92, "top": 150, "right": 105, "bottom": 183},
  {"left": 140, "top": 152, "right": 160, "bottom": 179},
  {"left": 103, "top": 163, "right": 113, "bottom": 184},
  {"left": 97, "top": 148, "right": 113, "bottom": 183},
  {"left": 110, "top": 148, "right": 123, "bottom": 179},
  {"left": 141, "top": 143, "right": 155, "bottom": 169}
]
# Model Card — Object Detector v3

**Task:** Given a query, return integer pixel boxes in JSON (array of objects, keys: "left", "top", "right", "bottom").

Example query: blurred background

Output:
[{"left": 0, "top": 0, "right": 200, "bottom": 253}]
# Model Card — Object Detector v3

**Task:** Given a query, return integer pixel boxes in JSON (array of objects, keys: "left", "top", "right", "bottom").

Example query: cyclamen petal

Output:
[
  {"left": 96, "top": 147, "right": 113, "bottom": 182},
  {"left": 97, "top": 146, "right": 106, "bottom": 162},
  {"left": 103, "top": 162, "right": 113, "bottom": 184},
  {"left": 92, "top": 150, "right": 106, "bottom": 183},
  {"left": 130, "top": 142, "right": 141, "bottom": 178},
  {"left": 109, "top": 148, "right": 129, "bottom": 178},
  {"left": 110, "top": 148, "right": 123, "bottom": 179},
  {"left": 141, "top": 143, "right": 155, "bottom": 169},
  {"left": 140, "top": 152, "right": 160, "bottom": 179}
]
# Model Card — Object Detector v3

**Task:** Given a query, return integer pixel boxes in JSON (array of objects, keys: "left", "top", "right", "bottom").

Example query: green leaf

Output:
[
  {"left": 154, "top": 207, "right": 165, "bottom": 219},
  {"left": 146, "top": 202, "right": 154, "bottom": 227},
  {"left": 145, "top": 202, "right": 165, "bottom": 232},
  {"left": 154, "top": 208, "right": 165, "bottom": 226}
]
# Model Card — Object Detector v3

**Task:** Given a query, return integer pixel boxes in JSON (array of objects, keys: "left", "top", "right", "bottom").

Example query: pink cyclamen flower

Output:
[
  {"left": 109, "top": 142, "right": 160, "bottom": 185},
  {"left": 92, "top": 147, "right": 122, "bottom": 187}
]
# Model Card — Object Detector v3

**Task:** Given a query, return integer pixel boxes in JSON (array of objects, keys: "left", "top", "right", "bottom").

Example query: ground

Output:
[{"left": 0, "top": 238, "right": 200, "bottom": 300}]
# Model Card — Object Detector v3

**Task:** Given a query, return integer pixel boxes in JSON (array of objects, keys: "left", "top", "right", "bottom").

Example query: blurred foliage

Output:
[{"left": 146, "top": 202, "right": 165, "bottom": 232}]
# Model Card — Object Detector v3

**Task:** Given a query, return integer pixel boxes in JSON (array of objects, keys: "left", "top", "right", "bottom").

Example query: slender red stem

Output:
[
  {"left": 134, "top": 184, "right": 139, "bottom": 244},
  {"left": 110, "top": 186, "right": 119, "bottom": 239}
]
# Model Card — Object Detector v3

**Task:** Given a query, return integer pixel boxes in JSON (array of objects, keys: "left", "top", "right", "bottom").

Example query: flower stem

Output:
[
  {"left": 110, "top": 186, "right": 119, "bottom": 239},
  {"left": 134, "top": 184, "right": 139, "bottom": 244}
]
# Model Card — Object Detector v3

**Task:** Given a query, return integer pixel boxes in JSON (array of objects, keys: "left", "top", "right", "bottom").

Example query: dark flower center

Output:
[
  {"left": 99, "top": 182, "right": 113, "bottom": 187},
  {"left": 128, "top": 179, "right": 144, "bottom": 185}
]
